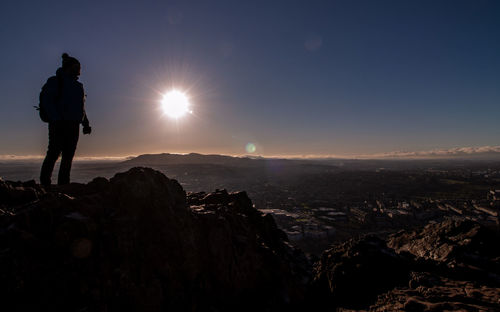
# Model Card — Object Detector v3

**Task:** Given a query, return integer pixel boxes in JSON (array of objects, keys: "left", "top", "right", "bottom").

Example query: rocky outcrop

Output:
[
  {"left": 372, "top": 272, "right": 500, "bottom": 311},
  {"left": 311, "top": 218, "right": 500, "bottom": 310},
  {"left": 310, "top": 235, "right": 412, "bottom": 309},
  {"left": 388, "top": 218, "right": 500, "bottom": 281},
  {"left": 0, "top": 168, "right": 310, "bottom": 312},
  {"left": 371, "top": 218, "right": 500, "bottom": 311},
  {"left": 1, "top": 169, "right": 499, "bottom": 311}
]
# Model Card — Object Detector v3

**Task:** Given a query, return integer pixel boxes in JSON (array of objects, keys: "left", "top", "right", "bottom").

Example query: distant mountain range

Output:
[
  {"left": 123, "top": 153, "right": 298, "bottom": 167},
  {"left": 124, "top": 147, "right": 500, "bottom": 167}
]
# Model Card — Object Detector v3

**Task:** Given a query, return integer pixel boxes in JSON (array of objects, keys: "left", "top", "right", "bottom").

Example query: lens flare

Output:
[
  {"left": 161, "top": 90, "right": 190, "bottom": 119},
  {"left": 246, "top": 143, "right": 256, "bottom": 153}
]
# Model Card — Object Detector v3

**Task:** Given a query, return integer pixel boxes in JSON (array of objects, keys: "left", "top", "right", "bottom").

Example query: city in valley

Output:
[{"left": 2, "top": 153, "right": 499, "bottom": 255}]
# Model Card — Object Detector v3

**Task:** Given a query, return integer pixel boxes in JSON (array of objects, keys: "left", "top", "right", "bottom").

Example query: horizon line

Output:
[{"left": 2, "top": 145, "right": 500, "bottom": 162}]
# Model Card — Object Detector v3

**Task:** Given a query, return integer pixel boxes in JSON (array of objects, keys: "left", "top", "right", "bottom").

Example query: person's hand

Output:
[{"left": 83, "top": 125, "right": 92, "bottom": 135}]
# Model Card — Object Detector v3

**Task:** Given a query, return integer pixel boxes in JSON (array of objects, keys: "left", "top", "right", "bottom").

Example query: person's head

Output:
[{"left": 61, "top": 53, "right": 81, "bottom": 77}]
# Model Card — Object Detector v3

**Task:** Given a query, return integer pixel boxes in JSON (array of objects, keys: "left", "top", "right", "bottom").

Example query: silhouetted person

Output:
[{"left": 40, "top": 53, "right": 91, "bottom": 186}]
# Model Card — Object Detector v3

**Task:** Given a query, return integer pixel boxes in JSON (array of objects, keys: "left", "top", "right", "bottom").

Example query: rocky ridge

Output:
[
  {"left": 1, "top": 167, "right": 499, "bottom": 311},
  {"left": 0, "top": 167, "right": 309, "bottom": 311}
]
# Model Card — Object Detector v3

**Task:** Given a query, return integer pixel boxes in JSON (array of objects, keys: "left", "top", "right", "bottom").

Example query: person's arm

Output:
[
  {"left": 82, "top": 111, "right": 90, "bottom": 127},
  {"left": 82, "top": 111, "right": 91, "bottom": 134},
  {"left": 81, "top": 91, "right": 92, "bottom": 134}
]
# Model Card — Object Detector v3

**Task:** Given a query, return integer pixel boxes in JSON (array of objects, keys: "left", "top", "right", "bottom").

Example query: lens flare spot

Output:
[{"left": 246, "top": 143, "right": 256, "bottom": 153}]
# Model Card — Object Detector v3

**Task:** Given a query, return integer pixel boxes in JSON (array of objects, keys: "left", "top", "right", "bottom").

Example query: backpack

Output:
[{"left": 35, "top": 75, "right": 63, "bottom": 123}]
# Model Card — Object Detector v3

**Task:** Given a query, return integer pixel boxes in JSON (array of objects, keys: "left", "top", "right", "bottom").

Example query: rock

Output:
[
  {"left": 0, "top": 178, "right": 43, "bottom": 208},
  {"left": 0, "top": 167, "right": 310, "bottom": 312},
  {"left": 310, "top": 235, "right": 411, "bottom": 309},
  {"left": 1, "top": 168, "right": 499, "bottom": 311},
  {"left": 371, "top": 274, "right": 500, "bottom": 311},
  {"left": 310, "top": 218, "right": 500, "bottom": 310},
  {"left": 388, "top": 218, "right": 500, "bottom": 282},
  {"left": 370, "top": 219, "right": 500, "bottom": 311}
]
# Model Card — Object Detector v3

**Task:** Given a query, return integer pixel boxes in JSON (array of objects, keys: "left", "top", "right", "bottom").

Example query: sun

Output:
[{"left": 161, "top": 90, "right": 191, "bottom": 119}]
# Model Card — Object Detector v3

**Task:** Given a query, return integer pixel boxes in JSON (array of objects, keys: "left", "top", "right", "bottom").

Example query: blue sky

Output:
[{"left": 0, "top": 0, "right": 499, "bottom": 157}]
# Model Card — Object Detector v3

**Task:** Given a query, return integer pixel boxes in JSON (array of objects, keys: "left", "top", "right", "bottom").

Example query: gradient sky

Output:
[{"left": 1, "top": 0, "right": 499, "bottom": 158}]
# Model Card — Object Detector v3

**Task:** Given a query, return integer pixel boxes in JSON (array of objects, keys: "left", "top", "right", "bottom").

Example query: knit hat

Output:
[{"left": 61, "top": 53, "right": 80, "bottom": 69}]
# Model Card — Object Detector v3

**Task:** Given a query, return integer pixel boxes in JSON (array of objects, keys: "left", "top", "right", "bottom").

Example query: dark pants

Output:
[{"left": 40, "top": 121, "right": 80, "bottom": 185}]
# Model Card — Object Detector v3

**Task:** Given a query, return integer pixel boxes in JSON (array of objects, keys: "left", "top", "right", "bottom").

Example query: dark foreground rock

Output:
[
  {"left": 310, "top": 235, "right": 412, "bottom": 309},
  {"left": 0, "top": 168, "right": 310, "bottom": 311},
  {"left": 1, "top": 168, "right": 499, "bottom": 311}
]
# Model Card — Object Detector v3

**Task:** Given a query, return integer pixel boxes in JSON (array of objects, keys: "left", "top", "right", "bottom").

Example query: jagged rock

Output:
[
  {"left": 0, "top": 178, "right": 44, "bottom": 208},
  {"left": 371, "top": 273, "right": 500, "bottom": 311},
  {"left": 310, "top": 235, "right": 411, "bottom": 309},
  {"left": 370, "top": 219, "right": 500, "bottom": 311},
  {"left": 310, "top": 218, "right": 500, "bottom": 310},
  {"left": 388, "top": 218, "right": 500, "bottom": 282},
  {"left": 0, "top": 167, "right": 310, "bottom": 312}
]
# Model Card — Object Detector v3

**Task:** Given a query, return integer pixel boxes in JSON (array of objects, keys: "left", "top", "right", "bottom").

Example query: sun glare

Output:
[{"left": 161, "top": 90, "right": 191, "bottom": 119}]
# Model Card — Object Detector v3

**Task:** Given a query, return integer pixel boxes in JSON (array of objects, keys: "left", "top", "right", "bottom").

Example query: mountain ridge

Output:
[{"left": 123, "top": 152, "right": 301, "bottom": 167}]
